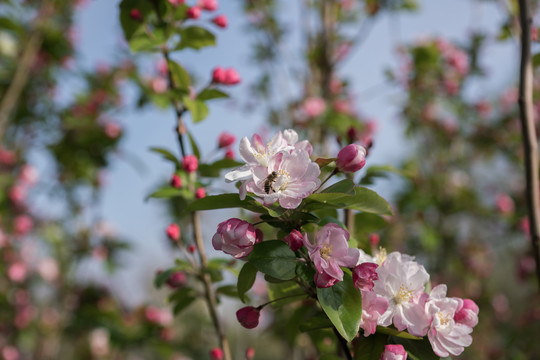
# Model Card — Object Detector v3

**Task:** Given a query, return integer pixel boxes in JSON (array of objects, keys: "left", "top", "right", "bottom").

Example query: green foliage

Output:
[
  {"left": 183, "top": 97, "right": 209, "bottom": 123},
  {"left": 353, "top": 333, "right": 387, "bottom": 360},
  {"left": 237, "top": 262, "right": 258, "bottom": 303},
  {"left": 304, "top": 187, "right": 393, "bottom": 215},
  {"left": 247, "top": 241, "right": 297, "bottom": 280},
  {"left": 391, "top": 337, "right": 440, "bottom": 360},
  {"left": 176, "top": 26, "right": 216, "bottom": 50}
]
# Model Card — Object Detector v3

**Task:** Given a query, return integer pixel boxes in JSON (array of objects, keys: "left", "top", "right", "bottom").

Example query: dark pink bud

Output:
[
  {"left": 212, "top": 14, "right": 228, "bottom": 28},
  {"left": 224, "top": 149, "right": 234, "bottom": 159},
  {"left": 199, "top": 0, "right": 218, "bottom": 11},
  {"left": 182, "top": 155, "right": 198, "bottom": 173},
  {"left": 380, "top": 344, "right": 407, "bottom": 360},
  {"left": 224, "top": 68, "right": 241, "bottom": 85},
  {"left": 186, "top": 6, "right": 201, "bottom": 19},
  {"left": 168, "top": 0, "right": 185, "bottom": 6},
  {"left": 368, "top": 233, "right": 379, "bottom": 247},
  {"left": 195, "top": 187, "right": 206, "bottom": 199},
  {"left": 212, "top": 66, "right": 226, "bottom": 83},
  {"left": 245, "top": 347, "right": 255, "bottom": 360},
  {"left": 282, "top": 230, "right": 304, "bottom": 252},
  {"left": 352, "top": 262, "right": 379, "bottom": 291},
  {"left": 454, "top": 298, "right": 479, "bottom": 328},
  {"left": 166, "top": 223, "right": 181, "bottom": 242},
  {"left": 210, "top": 348, "right": 224, "bottom": 360},
  {"left": 166, "top": 271, "right": 187, "bottom": 288},
  {"left": 336, "top": 144, "right": 367, "bottom": 173},
  {"left": 314, "top": 272, "right": 339, "bottom": 288},
  {"left": 187, "top": 244, "right": 197, "bottom": 253},
  {"left": 130, "top": 8, "right": 142, "bottom": 21},
  {"left": 218, "top": 132, "right": 236, "bottom": 148},
  {"left": 14, "top": 215, "right": 33, "bottom": 236},
  {"left": 236, "top": 306, "right": 260, "bottom": 329},
  {"left": 170, "top": 174, "right": 182, "bottom": 188}
]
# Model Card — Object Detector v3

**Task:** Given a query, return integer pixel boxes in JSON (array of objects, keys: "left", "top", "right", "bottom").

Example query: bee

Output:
[{"left": 263, "top": 171, "right": 278, "bottom": 194}]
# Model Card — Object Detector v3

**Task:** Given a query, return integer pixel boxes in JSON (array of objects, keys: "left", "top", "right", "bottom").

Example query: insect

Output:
[{"left": 263, "top": 171, "right": 278, "bottom": 194}]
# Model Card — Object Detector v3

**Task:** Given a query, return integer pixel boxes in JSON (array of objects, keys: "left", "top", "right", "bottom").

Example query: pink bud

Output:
[
  {"left": 454, "top": 298, "right": 479, "bottom": 328},
  {"left": 352, "top": 262, "right": 378, "bottom": 291},
  {"left": 236, "top": 306, "right": 260, "bottom": 329},
  {"left": 166, "top": 271, "right": 187, "bottom": 288},
  {"left": 212, "top": 14, "right": 228, "bottom": 28},
  {"left": 186, "top": 6, "right": 201, "bottom": 19},
  {"left": 9, "top": 186, "right": 26, "bottom": 206},
  {"left": 213, "top": 218, "right": 262, "bottom": 259},
  {"left": 0, "top": 148, "right": 16, "bottom": 165},
  {"left": 380, "top": 344, "right": 407, "bottom": 360},
  {"left": 156, "top": 59, "right": 168, "bottom": 76},
  {"left": 14, "top": 215, "right": 33, "bottom": 236},
  {"left": 19, "top": 165, "right": 38, "bottom": 186},
  {"left": 245, "top": 347, "right": 255, "bottom": 360},
  {"left": 336, "top": 144, "right": 367, "bottom": 173},
  {"left": 130, "top": 8, "right": 142, "bottom": 21},
  {"left": 198, "top": 0, "right": 218, "bottom": 11},
  {"left": 368, "top": 233, "right": 379, "bottom": 247},
  {"left": 495, "top": 193, "right": 514, "bottom": 215},
  {"left": 210, "top": 348, "right": 224, "bottom": 360},
  {"left": 1, "top": 346, "right": 20, "bottom": 360},
  {"left": 224, "top": 149, "right": 234, "bottom": 159},
  {"left": 212, "top": 66, "right": 226, "bottom": 83},
  {"left": 168, "top": 0, "right": 186, "bottom": 6},
  {"left": 182, "top": 155, "right": 198, "bottom": 173},
  {"left": 224, "top": 68, "right": 241, "bottom": 85},
  {"left": 151, "top": 77, "right": 168, "bottom": 93},
  {"left": 170, "top": 174, "right": 182, "bottom": 188},
  {"left": 104, "top": 122, "right": 122, "bottom": 139},
  {"left": 8, "top": 262, "right": 27, "bottom": 283},
  {"left": 195, "top": 187, "right": 206, "bottom": 199},
  {"left": 218, "top": 132, "right": 236, "bottom": 148},
  {"left": 282, "top": 230, "right": 304, "bottom": 252},
  {"left": 302, "top": 96, "right": 326, "bottom": 118},
  {"left": 166, "top": 224, "right": 181, "bottom": 242},
  {"left": 187, "top": 244, "right": 197, "bottom": 253}
]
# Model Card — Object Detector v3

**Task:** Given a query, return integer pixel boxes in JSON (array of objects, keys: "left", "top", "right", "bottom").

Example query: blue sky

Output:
[{"left": 71, "top": 0, "right": 514, "bottom": 305}]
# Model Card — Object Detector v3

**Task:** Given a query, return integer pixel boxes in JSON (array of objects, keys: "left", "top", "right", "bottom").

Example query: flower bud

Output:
[
  {"left": 218, "top": 132, "right": 236, "bottom": 148},
  {"left": 168, "top": 0, "right": 185, "bottom": 6},
  {"left": 212, "top": 218, "right": 262, "bottom": 259},
  {"left": 224, "top": 68, "right": 241, "bottom": 85},
  {"left": 352, "top": 262, "right": 378, "bottom": 291},
  {"left": 368, "top": 233, "right": 379, "bottom": 248},
  {"left": 186, "top": 6, "right": 201, "bottom": 19},
  {"left": 170, "top": 174, "right": 182, "bottom": 188},
  {"left": 282, "top": 230, "right": 304, "bottom": 252},
  {"left": 336, "top": 144, "right": 366, "bottom": 173},
  {"left": 199, "top": 0, "right": 218, "bottom": 11},
  {"left": 195, "top": 187, "right": 206, "bottom": 199},
  {"left": 454, "top": 298, "right": 479, "bottom": 328},
  {"left": 380, "top": 344, "right": 407, "bottom": 360},
  {"left": 182, "top": 155, "right": 198, "bottom": 173},
  {"left": 210, "top": 348, "right": 224, "bottom": 360},
  {"left": 187, "top": 244, "right": 197, "bottom": 253},
  {"left": 14, "top": 215, "right": 33, "bottom": 236},
  {"left": 245, "top": 347, "right": 255, "bottom": 360},
  {"left": 130, "top": 8, "right": 142, "bottom": 21},
  {"left": 212, "top": 15, "right": 228, "bottom": 28},
  {"left": 224, "top": 149, "right": 234, "bottom": 159},
  {"left": 236, "top": 306, "right": 260, "bottom": 329},
  {"left": 302, "top": 96, "right": 326, "bottom": 118},
  {"left": 166, "top": 224, "right": 181, "bottom": 242},
  {"left": 166, "top": 271, "right": 187, "bottom": 288},
  {"left": 212, "top": 66, "right": 226, "bottom": 83}
]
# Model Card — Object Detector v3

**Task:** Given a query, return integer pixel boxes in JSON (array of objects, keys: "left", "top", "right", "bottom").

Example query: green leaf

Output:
[
  {"left": 354, "top": 213, "right": 387, "bottom": 237},
  {"left": 238, "top": 262, "right": 258, "bottom": 303},
  {"left": 168, "top": 60, "right": 190, "bottom": 89},
  {"left": 154, "top": 268, "right": 176, "bottom": 288},
  {"left": 119, "top": 0, "right": 153, "bottom": 40},
  {"left": 299, "top": 313, "right": 333, "bottom": 332},
  {"left": 247, "top": 240, "right": 297, "bottom": 280},
  {"left": 0, "top": 16, "right": 19, "bottom": 31},
  {"left": 146, "top": 187, "right": 184, "bottom": 200},
  {"left": 183, "top": 97, "right": 209, "bottom": 123},
  {"left": 391, "top": 337, "right": 440, "bottom": 360},
  {"left": 197, "top": 88, "right": 229, "bottom": 101},
  {"left": 199, "top": 159, "right": 244, "bottom": 178},
  {"left": 186, "top": 130, "right": 201, "bottom": 159},
  {"left": 186, "top": 194, "right": 278, "bottom": 215},
  {"left": 322, "top": 179, "right": 355, "bottom": 194},
  {"left": 375, "top": 326, "right": 422, "bottom": 340},
  {"left": 176, "top": 26, "right": 216, "bottom": 50},
  {"left": 303, "top": 187, "right": 392, "bottom": 216},
  {"left": 353, "top": 333, "right": 387, "bottom": 360},
  {"left": 216, "top": 285, "right": 238, "bottom": 298},
  {"left": 149, "top": 147, "right": 180, "bottom": 167},
  {"left": 533, "top": 53, "right": 540, "bottom": 68},
  {"left": 317, "top": 273, "right": 362, "bottom": 342},
  {"left": 169, "top": 289, "right": 196, "bottom": 315}
]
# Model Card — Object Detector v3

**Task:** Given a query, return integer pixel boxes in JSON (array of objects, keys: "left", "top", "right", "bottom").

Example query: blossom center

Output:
[
  {"left": 374, "top": 247, "right": 387, "bottom": 265},
  {"left": 320, "top": 244, "right": 333, "bottom": 260},
  {"left": 394, "top": 284, "right": 414, "bottom": 304},
  {"left": 437, "top": 311, "right": 452, "bottom": 327}
]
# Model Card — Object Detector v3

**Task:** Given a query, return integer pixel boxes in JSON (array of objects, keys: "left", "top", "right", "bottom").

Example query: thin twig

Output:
[
  {"left": 518, "top": 0, "right": 540, "bottom": 291},
  {"left": 332, "top": 327, "right": 353, "bottom": 360}
]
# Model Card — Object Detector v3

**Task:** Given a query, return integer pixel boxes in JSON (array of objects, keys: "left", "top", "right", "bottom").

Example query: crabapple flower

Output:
[
  {"left": 245, "top": 347, "right": 255, "bottom": 360},
  {"left": 360, "top": 290, "right": 389, "bottom": 336},
  {"left": 302, "top": 96, "right": 326, "bottom": 118},
  {"left": 303, "top": 224, "right": 360, "bottom": 288},
  {"left": 373, "top": 252, "right": 430, "bottom": 336},
  {"left": 212, "top": 218, "right": 262, "bottom": 259},
  {"left": 454, "top": 298, "right": 479, "bottom": 328},
  {"left": 14, "top": 215, "right": 33, "bottom": 236},
  {"left": 224, "top": 68, "right": 241, "bottom": 85},
  {"left": 425, "top": 285, "right": 473, "bottom": 357},
  {"left": 199, "top": 0, "right": 218, "bottom": 11},
  {"left": 218, "top": 132, "right": 236, "bottom": 148},
  {"left": 282, "top": 229, "right": 304, "bottom": 252},
  {"left": 236, "top": 306, "right": 260, "bottom": 329},
  {"left": 166, "top": 224, "right": 180, "bottom": 242},
  {"left": 212, "top": 15, "right": 228, "bottom": 28},
  {"left": 336, "top": 144, "right": 367, "bottom": 173},
  {"left": 182, "top": 155, "right": 198, "bottom": 173},
  {"left": 353, "top": 262, "right": 379, "bottom": 291},
  {"left": 212, "top": 67, "right": 226, "bottom": 83},
  {"left": 186, "top": 6, "right": 201, "bottom": 19},
  {"left": 246, "top": 148, "right": 321, "bottom": 209},
  {"left": 380, "top": 344, "right": 407, "bottom": 360}
]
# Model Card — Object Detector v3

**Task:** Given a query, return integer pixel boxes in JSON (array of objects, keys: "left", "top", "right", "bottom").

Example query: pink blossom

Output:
[
  {"left": 246, "top": 148, "right": 321, "bottom": 209},
  {"left": 8, "top": 262, "right": 27, "bottom": 283},
  {"left": 495, "top": 193, "right": 514, "bottom": 214},
  {"left": 212, "top": 218, "right": 262, "bottom": 259},
  {"left": 212, "top": 66, "right": 226, "bottom": 83},
  {"left": 0, "top": 147, "right": 16, "bottom": 165},
  {"left": 151, "top": 77, "right": 168, "bottom": 93},
  {"left": 353, "top": 262, "right": 379, "bottom": 291},
  {"left": 9, "top": 185, "right": 26, "bottom": 206},
  {"left": 37, "top": 258, "right": 59, "bottom": 282},
  {"left": 170, "top": 174, "right": 182, "bottom": 188},
  {"left": 14, "top": 215, "right": 33, "bottom": 236},
  {"left": 104, "top": 122, "right": 122, "bottom": 138},
  {"left": 212, "top": 15, "right": 228, "bottom": 28},
  {"left": 186, "top": 6, "right": 202, "bottom": 19},
  {"left": 182, "top": 155, "right": 198, "bottom": 173},
  {"left": 89, "top": 328, "right": 110, "bottom": 357},
  {"left": 333, "top": 99, "right": 353, "bottom": 115},
  {"left": 361, "top": 290, "right": 389, "bottom": 336},
  {"left": 380, "top": 344, "right": 407, "bottom": 360},
  {"left": 454, "top": 298, "right": 479, "bottom": 328},
  {"left": 282, "top": 229, "right": 304, "bottom": 252},
  {"left": 303, "top": 224, "right": 360, "bottom": 288},
  {"left": 373, "top": 252, "right": 430, "bottom": 336},
  {"left": 210, "top": 348, "right": 224, "bottom": 360},
  {"left": 218, "top": 132, "right": 236, "bottom": 148},
  {"left": 145, "top": 306, "right": 173, "bottom": 326},
  {"left": 166, "top": 223, "right": 181, "bottom": 242},
  {"left": 198, "top": 0, "right": 218, "bottom": 11},
  {"left": 236, "top": 306, "right": 260, "bottom": 329},
  {"left": 425, "top": 285, "right": 473, "bottom": 357},
  {"left": 336, "top": 144, "right": 367, "bottom": 173},
  {"left": 195, "top": 187, "right": 206, "bottom": 199},
  {"left": 19, "top": 165, "right": 38, "bottom": 186},
  {"left": 302, "top": 96, "right": 326, "bottom": 118},
  {"left": 1, "top": 346, "right": 20, "bottom": 360},
  {"left": 224, "top": 68, "right": 241, "bottom": 85},
  {"left": 245, "top": 347, "right": 255, "bottom": 360}
]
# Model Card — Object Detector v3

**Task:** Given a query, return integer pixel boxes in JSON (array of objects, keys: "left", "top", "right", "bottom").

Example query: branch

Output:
[{"left": 518, "top": 0, "right": 540, "bottom": 291}]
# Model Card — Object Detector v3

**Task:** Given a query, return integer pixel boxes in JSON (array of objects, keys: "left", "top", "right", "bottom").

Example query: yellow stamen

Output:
[
  {"left": 320, "top": 244, "right": 333, "bottom": 260},
  {"left": 394, "top": 284, "right": 414, "bottom": 304}
]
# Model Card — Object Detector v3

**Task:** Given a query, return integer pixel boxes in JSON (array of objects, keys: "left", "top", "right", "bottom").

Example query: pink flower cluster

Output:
[
  {"left": 225, "top": 129, "right": 320, "bottom": 209},
  {"left": 353, "top": 250, "right": 479, "bottom": 357}
]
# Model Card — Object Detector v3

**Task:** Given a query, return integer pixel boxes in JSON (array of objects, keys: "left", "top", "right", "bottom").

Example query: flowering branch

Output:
[{"left": 518, "top": 0, "right": 540, "bottom": 291}]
